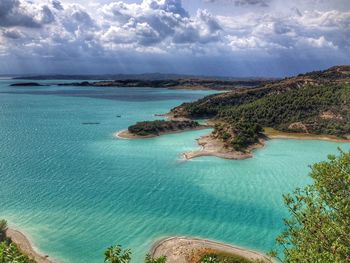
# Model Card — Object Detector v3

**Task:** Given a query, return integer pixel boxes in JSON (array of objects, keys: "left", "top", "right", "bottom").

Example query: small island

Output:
[
  {"left": 117, "top": 120, "right": 206, "bottom": 139},
  {"left": 10, "top": 82, "right": 45, "bottom": 87}
]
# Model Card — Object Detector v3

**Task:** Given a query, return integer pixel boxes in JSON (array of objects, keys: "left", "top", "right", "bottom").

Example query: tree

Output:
[
  {"left": 0, "top": 242, "right": 36, "bottom": 263},
  {"left": 270, "top": 150, "right": 350, "bottom": 262},
  {"left": 200, "top": 254, "right": 218, "bottom": 263},
  {"left": 0, "top": 220, "right": 7, "bottom": 241},
  {"left": 104, "top": 245, "right": 131, "bottom": 263},
  {"left": 144, "top": 254, "right": 167, "bottom": 263}
]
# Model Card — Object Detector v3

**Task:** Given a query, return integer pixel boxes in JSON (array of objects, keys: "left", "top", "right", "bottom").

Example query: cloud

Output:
[
  {"left": 234, "top": 0, "right": 270, "bottom": 7},
  {"left": 217, "top": 9, "right": 350, "bottom": 52},
  {"left": 299, "top": 36, "right": 337, "bottom": 49},
  {"left": 2, "top": 28, "right": 22, "bottom": 39},
  {"left": 0, "top": 0, "right": 55, "bottom": 28},
  {"left": 52, "top": 0, "right": 63, "bottom": 11},
  {"left": 204, "top": 0, "right": 270, "bottom": 7},
  {"left": 143, "top": 0, "right": 189, "bottom": 17},
  {"left": 100, "top": 0, "right": 222, "bottom": 47},
  {"left": 0, "top": 0, "right": 349, "bottom": 76}
]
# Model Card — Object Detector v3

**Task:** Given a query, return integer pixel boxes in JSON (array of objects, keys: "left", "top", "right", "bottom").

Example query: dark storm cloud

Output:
[
  {"left": 2, "top": 28, "right": 22, "bottom": 39},
  {"left": 204, "top": 0, "right": 270, "bottom": 7},
  {"left": 52, "top": 0, "right": 63, "bottom": 10},
  {"left": 0, "top": 0, "right": 55, "bottom": 28},
  {"left": 0, "top": 0, "right": 40, "bottom": 27},
  {"left": 234, "top": 0, "right": 269, "bottom": 7}
]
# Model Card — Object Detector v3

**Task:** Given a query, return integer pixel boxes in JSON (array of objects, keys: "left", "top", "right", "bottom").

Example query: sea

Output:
[{"left": 0, "top": 79, "right": 348, "bottom": 262}]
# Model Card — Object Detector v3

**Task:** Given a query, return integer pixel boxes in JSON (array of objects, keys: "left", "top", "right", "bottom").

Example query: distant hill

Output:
[
  {"left": 13, "top": 73, "right": 273, "bottom": 81},
  {"left": 12, "top": 73, "right": 275, "bottom": 91},
  {"left": 54, "top": 78, "right": 271, "bottom": 90},
  {"left": 170, "top": 65, "right": 350, "bottom": 150}
]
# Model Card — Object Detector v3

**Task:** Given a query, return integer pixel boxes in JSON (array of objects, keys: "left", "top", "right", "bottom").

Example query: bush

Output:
[{"left": 270, "top": 150, "right": 350, "bottom": 262}]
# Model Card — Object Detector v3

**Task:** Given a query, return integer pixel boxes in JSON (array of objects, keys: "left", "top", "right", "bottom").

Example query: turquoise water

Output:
[{"left": 0, "top": 80, "right": 349, "bottom": 263}]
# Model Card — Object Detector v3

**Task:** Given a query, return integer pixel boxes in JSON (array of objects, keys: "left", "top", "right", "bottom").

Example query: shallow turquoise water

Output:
[{"left": 0, "top": 80, "right": 349, "bottom": 263}]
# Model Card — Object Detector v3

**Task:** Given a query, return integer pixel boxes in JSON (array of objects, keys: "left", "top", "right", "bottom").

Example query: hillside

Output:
[{"left": 170, "top": 66, "right": 350, "bottom": 151}]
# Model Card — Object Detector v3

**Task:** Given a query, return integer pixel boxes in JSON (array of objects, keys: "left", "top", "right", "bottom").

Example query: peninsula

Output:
[{"left": 122, "top": 66, "right": 350, "bottom": 160}]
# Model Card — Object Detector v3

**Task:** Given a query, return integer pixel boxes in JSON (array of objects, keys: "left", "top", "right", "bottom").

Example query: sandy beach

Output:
[
  {"left": 263, "top": 127, "right": 350, "bottom": 142},
  {"left": 6, "top": 228, "right": 53, "bottom": 263},
  {"left": 182, "top": 134, "right": 264, "bottom": 160},
  {"left": 267, "top": 134, "right": 350, "bottom": 142},
  {"left": 115, "top": 129, "right": 157, "bottom": 139},
  {"left": 150, "top": 236, "right": 273, "bottom": 263}
]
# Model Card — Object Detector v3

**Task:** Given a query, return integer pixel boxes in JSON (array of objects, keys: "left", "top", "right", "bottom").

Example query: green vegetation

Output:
[
  {"left": 104, "top": 245, "right": 166, "bottom": 263},
  {"left": 104, "top": 245, "right": 131, "bottom": 263},
  {"left": 171, "top": 66, "right": 350, "bottom": 151},
  {"left": 0, "top": 219, "right": 36, "bottom": 263},
  {"left": 0, "top": 242, "right": 36, "bottom": 263},
  {"left": 128, "top": 120, "right": 200, "bottom": 136},
  {"left": 219, "top": 84, "right": 350, "bottom": 136},
  {"left": 0, "top": 220, "right": 7, "bottom": 241},
  {"left": 145, "top": 254, "right": 167, "bottom": 263},
  {"left": 199, "top": 251, "right": 261, "bottom": 263},
  {"left": 213, "top": 121, "right": 263, "bottom": 151},
  {"left": 270, "top": 150, "right": 350, "bottom": 262}
]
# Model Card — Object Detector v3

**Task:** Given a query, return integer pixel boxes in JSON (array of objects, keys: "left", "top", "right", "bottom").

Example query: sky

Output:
[{"left": 0, "top": 0, "right": 349, "bottom": 77}]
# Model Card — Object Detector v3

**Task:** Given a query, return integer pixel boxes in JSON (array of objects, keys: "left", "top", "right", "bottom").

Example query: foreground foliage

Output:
[
  {"left": 199, "top": 251, "right": 261, "bottom": 263},
  {"left": 145, "top": 253, "right": 167, "bottom": 263},
  {"left": 0, "top": 219, "right": 36, "bottom": 263},
  {"left": 104, "top": 245, "right": 167, "bottom": 263},
  {"left": 104, "top": 245, "right": 131, "bottom": 263},
  {"left": 0, "top": 220, "right": 7, "bottom": 241},
  {"left": 270, "top": 150, "right": 350, "bottom": 262},
  {"left": 0, "top": 242, "right": 36, "bottom": 263}
]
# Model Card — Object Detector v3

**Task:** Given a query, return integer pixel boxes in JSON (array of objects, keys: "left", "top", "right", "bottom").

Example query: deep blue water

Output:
[{"left": 0, "top": 80, "right": 348, "bottom": 262}]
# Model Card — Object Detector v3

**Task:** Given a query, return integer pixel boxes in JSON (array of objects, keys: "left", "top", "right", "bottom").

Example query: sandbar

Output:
[{"left": 150, "top": 236, "right": 273, "bottom": 263}]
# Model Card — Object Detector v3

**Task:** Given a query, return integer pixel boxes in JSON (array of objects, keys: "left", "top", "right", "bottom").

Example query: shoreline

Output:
[
  {"left": 6, "top": 228, "right": 53, "bottom": 263},
  {"left": 263, "top": 127, "right": 350, "bottom": 142},
  {"left": 115, "top": 125, "right": 350, "bottom": 161},
  {"left": 150, "top": 236, "right": 273, "bottom": 263}
]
